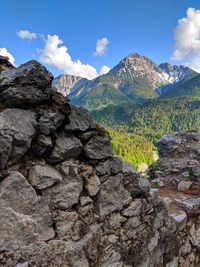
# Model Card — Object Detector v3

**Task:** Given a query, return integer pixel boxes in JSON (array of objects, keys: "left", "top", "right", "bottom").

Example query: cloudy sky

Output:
[{"left": 1, "top": 0, "right": 200, "bottom": 79}]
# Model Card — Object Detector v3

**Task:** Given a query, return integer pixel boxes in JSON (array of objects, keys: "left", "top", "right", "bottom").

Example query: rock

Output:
[
  {"left": 0, "top": 172, "right": 54, "bottom": 251},
  {"left": 0, "top": 60, "right": 53, "bottom": 106},
  {"left": 50, "top": 134, "right": 83, "bottom": 163},
  {"left": 83, "top": 135, "right": 113, "bottom": 159},
  {"left": 84, "top": 173, "right": 101, "bottom": 196},
  {"left": 122, "top": 199, "right": 143, "bottom": 217},
  {"left": 0, "top": 55, "right": 14, "bottom": 72},
  {"left": 96, "top": 173, "right": 126, "bottom": 217},
  {"left": 109, "top": 157, "right": 123, "bottom": 174},
  {"left": 39, "top": 111, "right": 65, "bottom": 135},
  {"left": 157, "top": 133, "right": 182, "bottom": 158},
  {"left": 80, "top": 196, "right": 93, "bottom": 206},
  {"left": 0, "top": 109, "right": 36, "bottom": 169},
  {"left": 49, "top": 176, "right": 83, "bottom": 210},
  {"left": 122, "top": 163, "right": 150, "bottom": 197},
  {"left": 177, "top": 181, "right": 192, "bottom": 192},
  {"left": 32, "top": 135, "right": 52, "bottom": 156},
  {"left": 29, "top": 164, "right": 63, "bottom": 189},
  {"left": 192, "top": 165, "right": 200, "bottom": 181},
  {"left": 55, "top": 211, "right": 78, "bottom": 238},
  {"left": 65, "top": 105, "right": 96, "bottom": 132}
]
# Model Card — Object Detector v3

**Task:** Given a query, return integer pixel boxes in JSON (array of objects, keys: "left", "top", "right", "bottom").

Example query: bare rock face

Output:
[
  {"left": 0, "top": 109, "right": 36, "bottom": 169},
  {"left": 0, "top": 56, "right": 14, "bottom": 73},
  {"left": 0, "top": 60, "right": 53, "bottom": 106},
  {"left": 1, "top": 60, "right": 200, "bottom": 267}
]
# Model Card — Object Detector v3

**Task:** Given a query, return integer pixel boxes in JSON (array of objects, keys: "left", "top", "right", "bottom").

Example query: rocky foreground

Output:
[{"left": 0, "top": 56, "right": 200, "bottom": 267}]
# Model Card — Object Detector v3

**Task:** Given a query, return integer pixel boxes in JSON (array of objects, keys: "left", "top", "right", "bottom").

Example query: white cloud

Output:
[
  {"left": 0, "top": 48, "right": 15, "bottom": 65},
  {"left": 38, "top": 34, "right": 99, "bottom": 80},
  {"left": 17, "top": 30, "right": 37, "bottom": 40},
  {"left": 172, "top": 7, "right": 200, "bottom": 72},
  {"left": 100, "top": 65, "right": 110, "bottom": 75},
  {"left": 94, "top": 37, "right": 110, "bottom": 56}
]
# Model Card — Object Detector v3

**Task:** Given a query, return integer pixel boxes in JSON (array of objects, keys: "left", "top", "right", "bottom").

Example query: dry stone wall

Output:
[{"left": 0, "top": 57, "right": 200, "bottom": 267}]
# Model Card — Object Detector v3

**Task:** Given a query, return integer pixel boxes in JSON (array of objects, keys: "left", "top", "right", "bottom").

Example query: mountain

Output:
[
  {"left": 162, "top": 73, "right": 200, "bottom": 98},
  {"left": 158, "top": 63, "right": 198, "bottom": 94},
  {"left": 52, "top": 74, "right": 88, "bottom": 96},
  {"left": 67, "top": 53, "right": 198, "bottom": 109}
]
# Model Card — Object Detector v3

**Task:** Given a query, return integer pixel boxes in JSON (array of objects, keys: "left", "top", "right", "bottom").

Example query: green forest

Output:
[{"left": 93, "top": 96, "right": 200, "bottom": 170}]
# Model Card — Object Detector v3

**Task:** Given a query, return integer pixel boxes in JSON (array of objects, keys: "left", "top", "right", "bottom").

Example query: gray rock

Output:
[
  {"left": 29, "top": 164, "right": 63, "bottom": 189},
  {"left": 0, "top": 109, "right": 36, "bottom": 169},
  {"left": 84, "top": 173, "right": 101, "bottom": 196},
  {"left": 51, "top": 181, "right": 83, "bottom": 210},
  {"left": 96, "top": 173, "right": 125, "bottom": 217},
  {"left": 0, "top": 172, "right": 54, "bottom": 251},
  {"left": 80, "top": 196, "right": 93, "bottom": 206},
  {"left": 122, "top": 163, "right": 150, "bottom": 197},
  {"left": 0, "top": 60, "right": 53, "bottom": 106},
  {"left": 32, "top": 135, "right": 52, "bottom": 156},
  {"left": 50, "top": 135, "right": 83, "bottom": 163},
  {"left": 122, "top": 199, "right": 143, "bottom": 217},
  {"left": 65, "top": 105, "right": 96, "bottom": 132},
  {"left": 0, "top": 55, "right": 14, "bottom": 72},
  {"left": 39, "top": 111, "right": 65, "bottom": 135},
  {"left": 83, "top": 135, "right": 113, "bottom": 159},
  {"left": 177, "top": 181, "right": 192, "bottom": 192}
]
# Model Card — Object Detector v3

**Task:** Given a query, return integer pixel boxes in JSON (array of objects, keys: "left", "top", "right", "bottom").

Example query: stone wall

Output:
[{"left": 0, "top": 57, "right": 200, "bottom": 267}]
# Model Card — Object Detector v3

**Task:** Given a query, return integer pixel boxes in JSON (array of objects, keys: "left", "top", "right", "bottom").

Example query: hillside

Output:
[{"left": 92, "top": 96, "right": 200, "bottom": 142}]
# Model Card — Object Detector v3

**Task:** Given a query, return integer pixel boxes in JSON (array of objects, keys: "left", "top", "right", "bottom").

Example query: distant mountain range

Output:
[{"left": 53, "top": 53, "right": 199, "bottom": 109}]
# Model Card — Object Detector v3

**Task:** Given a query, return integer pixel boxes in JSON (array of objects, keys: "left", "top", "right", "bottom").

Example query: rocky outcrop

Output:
[
  {"left": 1, "top": 56, "right": 200, "bottom": 267},
  {"left": 0, "top": 60, "right": 53, "bottom": 106}
]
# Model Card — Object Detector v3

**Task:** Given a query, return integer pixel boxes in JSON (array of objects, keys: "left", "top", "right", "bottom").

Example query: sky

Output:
[{"left": 1, "top": 0, "right": 200, "bottom": 79}]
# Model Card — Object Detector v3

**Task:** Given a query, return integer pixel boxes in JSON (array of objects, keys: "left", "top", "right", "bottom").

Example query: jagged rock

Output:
[
  {"left": 50, "top": 134, "right": 83, "bottom": 162},
  {"left": 83, "top": 135, "right": 113, "bottom": 159},
  {"left": 122, "top": 163, "right": 150, "bottom": 197},
  {"left": 65, "top": 105, "right": 96, "bottom": 132},
  {"left": 32, "top": 135, "right": 53, "bottom": 156},
  {"left": 177, "top": 181, "right": 192, "bottom": 192},
  {"left": 96, "top": 173, "right": 127, "bottom": 217},
  {"left": 39, "top": 111, "right": 65, "bottom": 135},
  {"left": 95, "top": 157, "right": 123, "bottom": 176},
  {"left": 0, "top": 109, "right": 37, "bottom": 169},
  {"left": 84, "top": 173, "right": 101, "bottom": 196},
  {"left": 29, "top": 164, "right": 63, "bottom": 189},
  {"left": 0, "top": 60, "right": 53, "bottom": 106},
  {"left": 80, "top": 196, "right": 93, "bottom": 206},
  {"left": 0, "top": 56, "right": 14, "bottom": 72},
  {"left": 0, "top": 172, "right": 54, "bottom": 251}
]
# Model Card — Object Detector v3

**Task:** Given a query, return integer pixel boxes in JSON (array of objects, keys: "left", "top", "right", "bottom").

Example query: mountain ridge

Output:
[{"left": 53, "top": 53, "right": 199, "bottom": 109}]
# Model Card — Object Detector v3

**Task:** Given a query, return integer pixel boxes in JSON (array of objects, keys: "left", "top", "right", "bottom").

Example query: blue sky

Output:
[{"left": 1, "top": 0, "right": 200, "bottom": 78}]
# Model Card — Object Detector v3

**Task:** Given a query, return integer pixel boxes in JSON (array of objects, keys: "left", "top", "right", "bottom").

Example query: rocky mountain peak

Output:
[{"left": 52, "top": 74, "right": 88, "bottom": 96}]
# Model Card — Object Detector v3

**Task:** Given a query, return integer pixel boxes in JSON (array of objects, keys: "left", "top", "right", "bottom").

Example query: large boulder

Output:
[
  {"left": 83, "top": 135, "right": 113, "bottom": 159},
  {"left": 29, "top": 164, "right": 63, "bottom": 189},
  {"left": 0, "top": 60, "right": 53, "bottom": 106},
  {"left": 0, "top": 108, "right": 37, "bottom": 169},
  {"left": 65, "top": 105, "right": 96, "bottom": 132},
  {"left": 0, "top": 172, "right": 54, "bottom": 251},
  {"left": 50, "top": 134, "right": 83, "bottom": 163}
]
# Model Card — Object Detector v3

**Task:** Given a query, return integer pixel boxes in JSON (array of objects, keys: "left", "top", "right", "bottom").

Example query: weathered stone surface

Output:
[
  {"left": 39, "top": 111, "right": 65, "bottom": 135},
  {"left": 0, "top": 109, "right": 36, "bottom": 169},
  {"left": 96, "top": 173, "right": 126, "bottom": 217},
  {"left": 83, "top": 135, "right": 113, "bottom": 159},
  {"left": 65, "top": 105, "right": 96, "bottom": 132},
  {"left": 0, "top": 60, "right": 53, "bottom": 106},
  {"left": 0, "top": 172, "right": 54, "bottom": 251},
  {"left": 84, "top": 173, "right": 101, "bottom": 196},
  {"left": 50, "top": 134, "right": 83, "bottom": 162},
  {"left": 0, "top": 56, "right": 14, "bottom": 72},
  {"left": 177, "top": 181, "right": 192, "bottom": 192},
  {"left": 29, "top": 164, "right": 63, "bottom": 189}
]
